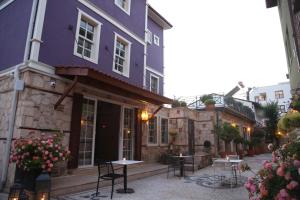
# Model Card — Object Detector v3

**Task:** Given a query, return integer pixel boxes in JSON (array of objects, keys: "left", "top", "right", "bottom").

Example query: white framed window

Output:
[
  {"left": 278, "top": 105, "right": 286, "bottom": 113},
  {"left": 154, "top": 35, "right": 160, "bottom": 46},
  {"left": 114, "top": 0, "right": 131, "bottom": 15},
  {"left": 150, "top": 74, "right": 159, "bottom": 94},
  {"left": 146, "top": 30, "right": 152, "bottom": 44},
  {"left": 74, "top": 10, "right": 102, "bottom": 64},
  {"left": 113, "top": 33, "right": 131, "bottom": 77},
  {"left": 148, "top": 117, "right": 157, "bottom": 144},
  {"left": 275, "top": 90, "right": 284, "bottom": 99},
  {"left": 161, "top": 118, "right": 168, "bottom": 144}
]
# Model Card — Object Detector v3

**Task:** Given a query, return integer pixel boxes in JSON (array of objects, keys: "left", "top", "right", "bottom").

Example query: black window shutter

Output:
[{"left": 68, "top": 93, "right": 83, "bottom": 169}]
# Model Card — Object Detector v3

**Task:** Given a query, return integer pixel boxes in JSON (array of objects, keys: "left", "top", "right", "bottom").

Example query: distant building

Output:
[
  {"left": 265, "top": 0, "right": 300, "bottom": 94},
  {"left": 249, "top": 82, "right": 291, "bottom": 114}
]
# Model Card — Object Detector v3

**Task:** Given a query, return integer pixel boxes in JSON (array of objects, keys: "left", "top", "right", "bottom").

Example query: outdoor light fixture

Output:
[
  {"left": 231, "top": 123, "right": 236, "bottom": 127},
  {"left": 247, "top": 127, "right": 251, "bottom": 132},
  {"left": 35, "top": 172, "right": 51, "bottom": 200},
  {"left": 8, "top": 183, "right": 28, "bottom": 200},
  {"left": 141, "top": 109, "right": 149, "bottom": 121}
]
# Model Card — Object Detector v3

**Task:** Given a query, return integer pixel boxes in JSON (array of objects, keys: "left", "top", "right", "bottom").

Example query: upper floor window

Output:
[
  {"left": 113, "top": 33, "right": 131, "bottom": 77},
  {"left": 148, "top": 117, "right": 157, "bottom": 144},
  {"left": 146, "top": 30, "right": 152, "bottom": 44},
  {"left": 114, "top": 0, "right": 131, "bottom": 15},
  {"left": 161, "top": 118, "right": 168, "bottom": 144},
  {"left": 150, "top": 74, "right": 159, "bottom": 94},
  {"left": 275, "top": 90, "right": 284, "bottom": 99},
  {"left": 278, "top": 105, "right": 286, "bottom": 113},
  {"left": 154, "top": 35, "right": 160, "bottom": 46},
  {"left": 74, "top": 10, "right": 102, "bottom": 64}
]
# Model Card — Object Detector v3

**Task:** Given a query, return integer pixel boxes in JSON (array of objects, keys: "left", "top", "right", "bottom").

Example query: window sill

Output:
[
  {"left": 112, "top": 68, "right": 129, "bottom": 78},
  {"left": 73, "top": 52, "right": 98, "bottom": 64}
]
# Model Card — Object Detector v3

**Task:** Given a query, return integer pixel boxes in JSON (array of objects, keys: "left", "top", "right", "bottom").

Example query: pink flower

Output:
[
  {"left": 268, "top": 143, "right": 274, "bottom": 151},
  {"left": 293, "top": 160, "right": 300, "bottom": 168},
  {"left": 259, "top": 184, "right": 268, "bottom": 196},
  {"left": 48, "top": 163, "right": 53, "bottom": 168},
  {"left": 298, "top": 168, "right": 300, "bottom": 175},
  {"left": 279, "top": 189, "right": 289, "bottom": 198},
  {"left": 44, "top": 151, "right": 49, "bottom": 155},
  {"left": 28, "top": 140, "right": 32, "bottom": 145},
  {"left": 286, "top": 181, "right": 299, "bottom": 190},
  {"left": 250, "top": 185, "right": 256, "bottom": 193},
  {"left": 277, "top": 166, "right": 285, "bottom": 177}
]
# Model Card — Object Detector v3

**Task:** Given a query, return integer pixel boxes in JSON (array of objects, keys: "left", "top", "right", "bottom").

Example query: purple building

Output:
[{"left": 0, "top": 0, "right": 172, "bottom": 191}]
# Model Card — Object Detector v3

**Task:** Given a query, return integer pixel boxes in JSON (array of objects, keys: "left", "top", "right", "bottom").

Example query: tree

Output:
[
  {"left": 217, "top": 122, "right": 240, "bottom": 153},
  {"left": 233, "top": 134, "right": 244, "bottom": 153},
  {"left": 263, "top": 102, "right": 279, "bottom": 145}
]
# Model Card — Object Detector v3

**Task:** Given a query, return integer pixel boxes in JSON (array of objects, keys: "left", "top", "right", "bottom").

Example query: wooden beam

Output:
[
  {"left": 149, "top": 105, "right": 163, "bottom": 120},
  {"left": 54, "top": 76, "right": 78, "bottom": 110}
]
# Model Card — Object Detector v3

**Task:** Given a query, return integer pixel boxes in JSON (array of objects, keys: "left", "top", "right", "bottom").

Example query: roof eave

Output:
[{"left": 148, "top": 5, "right": 172, "bottom": 30}]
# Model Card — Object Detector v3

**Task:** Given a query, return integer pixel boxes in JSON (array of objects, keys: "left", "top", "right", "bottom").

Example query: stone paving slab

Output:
[{"left": 56, "top": 154, "right": 271, "bottom": 200}]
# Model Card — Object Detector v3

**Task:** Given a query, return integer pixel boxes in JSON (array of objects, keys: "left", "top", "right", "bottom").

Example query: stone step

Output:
[{"left": 51, "top": 163, "right": 167, "bottom": 197}]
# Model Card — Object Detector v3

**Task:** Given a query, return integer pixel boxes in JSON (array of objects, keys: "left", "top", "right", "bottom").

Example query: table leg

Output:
[
  {"left": 180, "top": 158, "right": 184, "bottom": 177},
  {"left": 117, "top": 165, "right": 134, "bottom": 193}
]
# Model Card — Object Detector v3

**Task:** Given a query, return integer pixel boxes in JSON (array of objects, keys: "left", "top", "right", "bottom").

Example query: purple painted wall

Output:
[
  {"left": 146, "top": 17, "right": 164, "bottom": 73},
  {"left": 90, "top": 0, "right": 146, "bottom": 39},
  {"left": 39, "top": 0, "right": 145, "bottom": 87},
  {"left": 0, "top": 0, "right": 33, "bottom": 70},
  {"left": 146, "top": 70, "right": 163, "bottom": 95}
]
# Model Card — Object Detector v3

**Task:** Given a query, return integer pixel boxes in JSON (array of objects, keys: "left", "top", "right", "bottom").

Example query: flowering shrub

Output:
[
  {"left": 10, "top": 132, "right": 70, "bottom": 172},
  {"left": 243, "top": 138, "right": 300, "bottom": 200}
]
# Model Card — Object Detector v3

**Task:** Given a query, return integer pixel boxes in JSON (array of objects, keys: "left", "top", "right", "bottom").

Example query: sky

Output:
[{"left": 148, "top": 0, "right": 288, "bottom": 100}]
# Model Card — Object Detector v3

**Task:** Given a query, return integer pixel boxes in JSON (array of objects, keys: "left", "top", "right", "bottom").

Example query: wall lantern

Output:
[
  {"left": 231, "top": 123, "right": 236, "bottom": 127},
  {"left": 8, "top": 183, "right": 28, "bottom": 200},
  {"left": 247, "top": 127, "right": 251, "bottom": 132},
  {"left": 141, "top": 109, "right": 149, "bottom": 121},
  {"left": 35, "top": 172, "right": 51, "bottom": 200}
]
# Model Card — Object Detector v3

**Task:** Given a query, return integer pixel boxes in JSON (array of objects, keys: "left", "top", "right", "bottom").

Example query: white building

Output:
[{"left": 249, "top": 82, "right": 291, "bottom": 114}]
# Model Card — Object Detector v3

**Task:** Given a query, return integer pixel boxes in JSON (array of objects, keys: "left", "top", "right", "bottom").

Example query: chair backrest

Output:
[
  {"left": 167, "top": 156, "right": 180, "bottom": 166},
  {"left": 96, "top": 159, "right": 114, "bottom": 176}
]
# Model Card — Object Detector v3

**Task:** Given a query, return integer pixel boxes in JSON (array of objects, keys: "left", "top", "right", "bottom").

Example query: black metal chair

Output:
[
  {"left": 184, "top": 155, "right": 195, "bottom": 173},
  {"left": 96, "top": 159, "right": 124, "bottom": 199},
  {"left": 167, "top": 156, "right": 181, "bottom": 178}
]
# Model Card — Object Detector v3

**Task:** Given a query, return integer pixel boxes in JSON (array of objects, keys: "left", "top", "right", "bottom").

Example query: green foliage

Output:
[
  {"left": 217, "top": 122, "right": 240, "bottom": 143},
  {"left": 251, "top": 127, "right": 266, "bottom": 146},
  {"left": 263, "top": 102, "right": 280, "bottom": 143},
  {"left": 200, "top": 94, "right": 213, "bottom": 103},
  {"left": 291, "top": 94, "right": 300, "bottom": 111},
  {"left": 171, "top": 100, "right": 187, "bottom": 108},
  {"left": 278, "top": 111, "right": 300, "bottom": 132},
  {"left": 233, "top": 134, "right": 243, "bottom": 144},
  {"left": 224, "top": 96, "right": 255, "bottom": 120}
]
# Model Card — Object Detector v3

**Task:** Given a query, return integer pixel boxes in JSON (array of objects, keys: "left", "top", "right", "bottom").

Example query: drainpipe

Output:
[{"left": 0, "top": 0, "right": 38, "bottom": 191}]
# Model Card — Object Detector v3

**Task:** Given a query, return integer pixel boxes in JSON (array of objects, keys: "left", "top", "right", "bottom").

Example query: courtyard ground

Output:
[{"left": 55, "top": 154, "right": 271, "bottom": 200}]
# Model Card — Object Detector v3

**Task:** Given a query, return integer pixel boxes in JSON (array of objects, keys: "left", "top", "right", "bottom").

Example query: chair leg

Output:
[
  {"left": 96, "top": 177, "right": 100, "bottom": 196},
  {"left": 111, "top": 179, "right": 114, "bottom": 199}
]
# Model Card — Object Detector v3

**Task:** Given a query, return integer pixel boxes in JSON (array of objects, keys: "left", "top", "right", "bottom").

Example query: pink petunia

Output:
[
  {"left": 293, "top": 160, "right": 300, "bottom": 168},
  {"left": 286, "top": 181, "right": 299, "bottom": 190},
  {"left": 250, "top": 185, "right": 256, "bottom": 193},
  {"left": 279, "top": 189, "right": 289, "bottom": 198},
  {"left": 276, "top": 166, "right": 285, "bottom": 177}
]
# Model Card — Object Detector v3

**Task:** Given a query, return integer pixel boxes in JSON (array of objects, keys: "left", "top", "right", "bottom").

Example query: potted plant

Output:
[
  {"left": 10, "top": 132, "right": 70, "bottom": 190},
  {"left": 234, "top": 135, "right": 244, "bottom": 159},
  {"left": 200, "top": 94, "right": 215, "bottom": 110}
]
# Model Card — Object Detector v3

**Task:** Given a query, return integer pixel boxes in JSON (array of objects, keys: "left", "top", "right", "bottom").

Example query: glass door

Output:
[
  {"left": 79, "top": 98, "right": 96, "bottom": 167},
  {"left": 122, "top": 108, "right": 135, "bottom": 160}
]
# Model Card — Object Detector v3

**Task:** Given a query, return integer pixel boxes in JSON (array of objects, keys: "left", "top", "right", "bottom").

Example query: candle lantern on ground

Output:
[
  {"left": 35, "top": 172, "right": 51, "bottom": 200},
  {"left": 8, "top": 183, "right": 28, "bottom": 200}
]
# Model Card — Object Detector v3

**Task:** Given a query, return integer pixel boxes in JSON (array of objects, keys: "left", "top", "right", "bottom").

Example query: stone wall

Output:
[
  {"left": 0, "top": 76, "right": 14, "bottom": 179},
  {"left": 141, "top": 107, "right": 216, "bottom": 163}
]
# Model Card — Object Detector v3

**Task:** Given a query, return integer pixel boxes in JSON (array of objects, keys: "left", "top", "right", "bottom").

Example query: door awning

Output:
[{"left": 55, "top": 66, "right": 173, "bottom": 105}]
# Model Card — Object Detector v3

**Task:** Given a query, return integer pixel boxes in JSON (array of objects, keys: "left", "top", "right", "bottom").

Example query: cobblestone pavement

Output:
[{"left": 56, "top": 154, "right": 271, "bottom": 200}]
